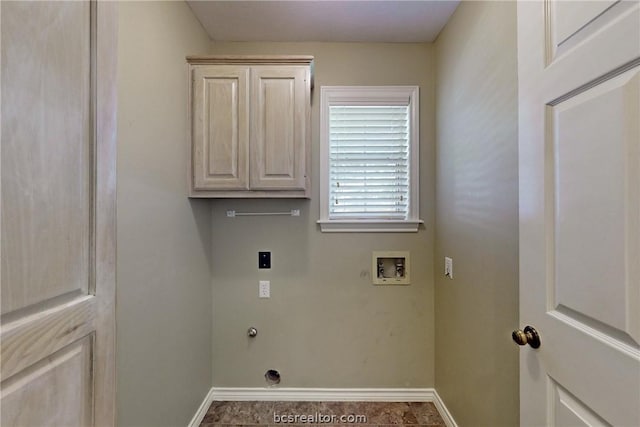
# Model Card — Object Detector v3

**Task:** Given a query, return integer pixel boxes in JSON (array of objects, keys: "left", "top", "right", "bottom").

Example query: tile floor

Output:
[{"left": 199, "top": 401, "right": 446, "bottom": 426}]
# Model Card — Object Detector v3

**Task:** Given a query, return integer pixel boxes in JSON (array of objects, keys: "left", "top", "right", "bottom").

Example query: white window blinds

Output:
[
  {"left": 329, "top": 105, "right": 410, "bottom": 220},
  {"left": 319, "top": 86, "right": 420, "bottom": 232}
]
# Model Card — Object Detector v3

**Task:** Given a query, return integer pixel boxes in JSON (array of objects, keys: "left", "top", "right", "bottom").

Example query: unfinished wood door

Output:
[
  {"left": 250, "top": 66, "right": 309, "bottom": 191},
  {"left": 517, "top": 1, "right": 640, "bottom": 425},
  {"left": 1, "top": 1, "right": 117, "bottom": 426}
]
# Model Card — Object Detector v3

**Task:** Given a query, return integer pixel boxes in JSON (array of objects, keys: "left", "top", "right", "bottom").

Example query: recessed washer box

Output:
[{"left": 372, "top": 251, "right": 410, "bottom": 285}]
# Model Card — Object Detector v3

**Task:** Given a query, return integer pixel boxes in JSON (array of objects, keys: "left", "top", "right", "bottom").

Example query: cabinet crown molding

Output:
[{"left": 186, "top": 55, "right": 314, "bottom": 65}]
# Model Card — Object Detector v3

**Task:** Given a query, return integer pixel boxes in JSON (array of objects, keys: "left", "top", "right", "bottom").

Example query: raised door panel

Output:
[
  {"left": 552, "top": 0, "right": 616, "bottom": 46},
  {"left": 192, "top": 66, "right": 249, "bottom": 191},
  {"left": 1, "top": 338, "right": 93, "bottom": 427},
  {"left": 250, "top": 66, "right": 308, "bottom": 191},
  {"left": 546, "top": 0, "right": 638, "bottom": 65},
  {"left": 542, "top": 67, "right": 640, "bottom": 426},
  {"left": 1, "top": 0, "right": 91, "bottom": 314},
  {"left": 548, "top": 379, "right": 609, "bottom": 426},
  {"left": 551, "top": 69, "right": 639, "bottom": 345},
  {"left": 1, "top": 1, "right": 116, "bottom": 425}
]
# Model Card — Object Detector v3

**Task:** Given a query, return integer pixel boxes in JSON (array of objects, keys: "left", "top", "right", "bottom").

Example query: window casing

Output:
[{"left": 318, "top": 86, "right": 422, "bottom": 232}]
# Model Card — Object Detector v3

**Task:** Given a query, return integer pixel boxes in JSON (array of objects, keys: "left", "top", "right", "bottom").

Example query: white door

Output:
[
  {"left": 517, "top": 1, "right": 640, "bottom": 425},
  {"left": 1, "top": 1, "right": 117, "bottom": 425}
]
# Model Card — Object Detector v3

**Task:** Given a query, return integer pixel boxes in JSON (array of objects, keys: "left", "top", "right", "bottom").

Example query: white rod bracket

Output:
[{"left": 226, "top": 209, "right": 300, "bottom": 218}]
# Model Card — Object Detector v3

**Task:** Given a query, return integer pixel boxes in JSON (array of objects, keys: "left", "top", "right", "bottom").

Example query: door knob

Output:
[{"left": 512, "top": 325, "right": 541, "bottom": 348}]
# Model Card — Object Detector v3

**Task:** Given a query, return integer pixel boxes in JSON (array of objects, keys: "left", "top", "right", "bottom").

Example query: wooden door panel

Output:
[
  {"left": 1, "top": 0, "right": 91, "bottom": 315},
  {"left": 250, "top": 66, "right": 307, "bottom": 190},
  {"left": 263, "top": 78, "right": 295, "bottom": 178},
  {"left": 549, "top": 68, "right": 640, "bottom": 344},
  {"left": 208, "top": 79, "right": 243, "bottom": 178},
  {"left": 1, "top": 1, "right": 117, "bottom": 425},
  {"left": 192, "top": 66, "right": 249, "bottom": 190},
  {"left": 1, "top": 337, "right": 93, "bottom": 427},
  {"left": 1, "top": 296, "right": 95, "bottom": 382}
]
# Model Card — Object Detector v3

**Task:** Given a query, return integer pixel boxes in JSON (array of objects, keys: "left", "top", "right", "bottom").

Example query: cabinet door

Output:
[
  {"left": 250, "top": 66, "right": 308, "bottom": 190},
  {"left": 192, "top": 66, "right": 249, "bottom": 190}
]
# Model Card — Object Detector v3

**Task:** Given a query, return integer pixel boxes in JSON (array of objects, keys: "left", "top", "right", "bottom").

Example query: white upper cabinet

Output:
[{"left": 187, "top": 56, "right": 313, "bottom": 198}]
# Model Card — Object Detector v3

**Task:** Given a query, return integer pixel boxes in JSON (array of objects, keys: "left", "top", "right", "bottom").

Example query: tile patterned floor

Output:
[{"left": 200, "top": 401, "right": 446, "bottom": 426}]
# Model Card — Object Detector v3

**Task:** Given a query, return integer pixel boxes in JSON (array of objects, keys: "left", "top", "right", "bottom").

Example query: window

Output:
[{"left": 318, "top": 86, "right": 422, "bottom": 232}]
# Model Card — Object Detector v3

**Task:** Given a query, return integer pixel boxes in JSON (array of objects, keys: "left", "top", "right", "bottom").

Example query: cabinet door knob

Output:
[{"left": 512, "top": 326, "right": 541, "bottom": 348}]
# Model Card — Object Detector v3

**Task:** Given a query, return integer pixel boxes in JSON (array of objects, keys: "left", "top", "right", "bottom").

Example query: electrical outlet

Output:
[
  {"left": 445, "top": 257, "right": 453, "bottom": 279},
  {"left": 259, "top": 280, "right": 270, "bottom": 298}
]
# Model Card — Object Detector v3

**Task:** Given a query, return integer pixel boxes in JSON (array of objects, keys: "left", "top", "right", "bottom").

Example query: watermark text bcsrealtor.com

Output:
[{"left": 273, "top": 411, "right": 367, "bottom": 424}]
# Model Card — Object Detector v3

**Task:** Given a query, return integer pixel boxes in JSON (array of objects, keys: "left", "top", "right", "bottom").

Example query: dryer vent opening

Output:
[{"left": 265, "top": 369, "right": 281, "bottom": 385}]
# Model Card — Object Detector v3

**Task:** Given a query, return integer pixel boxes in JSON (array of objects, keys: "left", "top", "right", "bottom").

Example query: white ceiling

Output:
[{"left": 187, "top": 1, "right": 460, "bottom": 43}]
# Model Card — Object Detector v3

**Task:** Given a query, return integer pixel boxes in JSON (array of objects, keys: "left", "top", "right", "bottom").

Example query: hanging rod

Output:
[{"left": 226, "top": 209, "right": 300, "bottom": 218}]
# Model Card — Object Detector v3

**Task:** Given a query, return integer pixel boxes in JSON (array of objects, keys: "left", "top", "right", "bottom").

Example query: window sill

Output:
[{"left": 317, "top": 219, "right": 424, "bottom": 233}]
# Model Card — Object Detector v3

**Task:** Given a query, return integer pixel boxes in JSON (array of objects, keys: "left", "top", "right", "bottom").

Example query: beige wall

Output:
[
  {"left": 208, "top": 42, "right": 436, "bottom": 387},
  {"left": 115, "top": 1, "right": 519, "bottom": 422},
  {"left": 116, "top": 2, "right": 212, "bottom": 426},
  {"left": 434, "top": 2, "right": 519, "bottom": 426}
]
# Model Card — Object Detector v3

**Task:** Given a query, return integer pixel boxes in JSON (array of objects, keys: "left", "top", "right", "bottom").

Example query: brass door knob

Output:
[{"left": 512, "top": 326, "right": 541, "bottom": 348}]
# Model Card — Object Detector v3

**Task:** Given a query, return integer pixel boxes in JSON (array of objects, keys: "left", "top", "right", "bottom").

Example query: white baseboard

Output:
[
  {"left": 209, "top": 387, "right": 436, "bottom": 402},
  {"left": 188, "top": 387, "right": 457, "bottom": 427},
  {"left": 187, "top": 387, "right": 216, "bottom": 427},
  {"left": 431, "top": 389, "right": 458, "bottom": 427}
]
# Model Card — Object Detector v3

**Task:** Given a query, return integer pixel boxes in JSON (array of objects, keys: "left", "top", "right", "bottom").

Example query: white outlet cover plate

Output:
[{"left": 259, "top": 280, "right": 270, "bottom": 298}]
